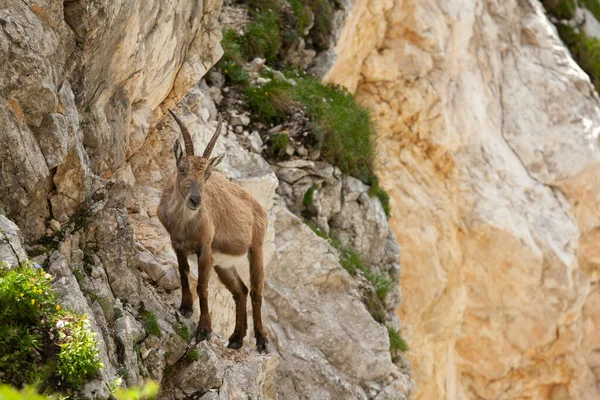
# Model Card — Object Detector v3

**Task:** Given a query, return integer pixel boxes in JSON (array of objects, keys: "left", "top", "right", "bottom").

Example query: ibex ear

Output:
[
  {"left": 209, "top": 154, "right": 224, "bottom": 168},
  {"left": 173, "top": 139, "right": 184, "bottom": 165}
]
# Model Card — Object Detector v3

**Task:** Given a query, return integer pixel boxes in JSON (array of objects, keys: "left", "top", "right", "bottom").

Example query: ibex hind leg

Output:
[
  {"left": 214, "top": 265, "right": 248, "bottom": 349},
  {"left": 248, "top": 247, "right": 268, "bottom": 354}
]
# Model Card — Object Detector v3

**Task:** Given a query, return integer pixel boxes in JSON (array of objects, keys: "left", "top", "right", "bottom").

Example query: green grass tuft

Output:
[
  {"left": 264, "top": 132, "right": 290, "bottom": 158},
  {"left": 175, "top": 323, "right": 190, "bottom": 341},
  {"left": 141, "top": 310, "right": 161, "bottom": 337},
  {"left": 387, "top": 326, "right": 408, "bottom": 352},
  {"left": 243, "top": 11, "right": 282, "bottom": 64},
  {"left": 303, "top": 185, "right": 317, "bottom": 207},
  {"left": 368, "top": 179, "right": 391, "bottom": 218},
  {"left": 183, "top": 349, "right": 199, "bottom": 362}
]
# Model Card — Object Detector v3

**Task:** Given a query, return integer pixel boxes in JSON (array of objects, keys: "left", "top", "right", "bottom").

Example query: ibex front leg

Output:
[
  {"left": 175, "top": 248, "right": 194, "bottom": 318},
  {"left": 196, "top": 248, "right": 213, "bottom": 342}
]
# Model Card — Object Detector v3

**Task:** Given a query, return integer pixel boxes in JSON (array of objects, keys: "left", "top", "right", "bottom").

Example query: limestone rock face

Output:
[
  {"left": 0, "top": 0, "right": 222, "bottom": 239},
  {"left": 326, "top": 0, "right": 600, "bottom": 399}
]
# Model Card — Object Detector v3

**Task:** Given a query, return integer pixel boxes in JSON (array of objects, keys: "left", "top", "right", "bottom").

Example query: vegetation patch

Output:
[
  {"left": 0, "top": 261, "right": 103, "bottom": 392},
  {"left": 387, "top": 326, "right": 408, "bottom": 353},
  {"left": 303, "top": 185, "right": 317, "bottom": 207},
  {"left": 541, "top": 0, "right": 577, "bottom": 19},
  {"left": 183, "top": 349, "right": 199, "bottom": 362},
  {"left": 175, "top": 322, "right": 190, "bottom": 341},
  {"left": 141, "top": 310, "right": 161, "bottom": 337}
]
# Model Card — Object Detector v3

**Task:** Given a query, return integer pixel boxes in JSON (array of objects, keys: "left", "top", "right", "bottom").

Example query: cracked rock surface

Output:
[{"left": 326, "top": 0, "right": 600, "bottom": 399}]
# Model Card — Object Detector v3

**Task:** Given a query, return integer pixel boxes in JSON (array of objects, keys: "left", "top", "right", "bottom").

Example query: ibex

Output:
[{"left": 157, "top": 110, "right": 268, "bottom": 353}]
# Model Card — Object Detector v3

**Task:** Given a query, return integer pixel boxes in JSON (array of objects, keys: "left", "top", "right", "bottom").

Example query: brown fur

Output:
[{"left": 157, "top": 114, "right": 268, "bottom": 353}]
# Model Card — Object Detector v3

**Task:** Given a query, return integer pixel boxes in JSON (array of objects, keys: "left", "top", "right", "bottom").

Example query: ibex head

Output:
[{"left": 168, "top": 110, "right": 224, "bottom": 211}]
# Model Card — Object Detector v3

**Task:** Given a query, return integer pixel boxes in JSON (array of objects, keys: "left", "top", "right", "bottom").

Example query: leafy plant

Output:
[
  {"left": 56, "top": 314, "right": 103, "bottom": 388},
  {"left": 264, "top": 133, "right": 290, "bottom": 158},
  {"left": 113, "top": 380, "right": 159, "bottom": 400},
  {"left": 141, "top": 311, "right": 161, "bottom": 337},
  {"left": 303, "top": 185, "right": 317, "bottom": 207},
  {"left": 387, "top": 326, "right": 408, "bottom": 352}
]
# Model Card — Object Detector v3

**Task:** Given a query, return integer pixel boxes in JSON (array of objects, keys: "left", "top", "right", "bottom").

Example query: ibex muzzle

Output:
[{"left": 157, "top": 110, "right": 269, "bottom": 353}]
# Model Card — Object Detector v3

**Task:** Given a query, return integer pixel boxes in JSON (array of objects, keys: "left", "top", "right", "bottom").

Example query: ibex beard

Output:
[{"left": 157, "top": 110, "right": 269, "bottom": 353}]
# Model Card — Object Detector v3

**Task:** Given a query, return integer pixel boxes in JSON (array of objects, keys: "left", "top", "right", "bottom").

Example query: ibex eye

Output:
[{"left": 178, "top": 166, "right": 185, "bottom": 173}]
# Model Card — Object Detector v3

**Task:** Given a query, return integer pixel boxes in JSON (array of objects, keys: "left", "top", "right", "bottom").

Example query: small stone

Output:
[
  {"left": 297, "top": 145, "right": 308, "bottom": 156},
  {"left": 309, "top": 149, "right": 321, "bottom": 160},
  {"left": 230, "top": 112, "right": 250, "bottom": 127},
  {"left": 235, "top": 125, "right": 243, "bottom": 134},
  {"left": 285, "top": 144, "right": 295, "bottom": 156},
  {"left": 49, "top": 219, "right": 61, "bottom": 232},
  {"left": 247, "top": 57, "right": 266, "bottom": 73},
  {"left": 268, "top": 124, "right": 283, "bottom": 134},
  {"left": 223, "top": 87, "right": 230, "bottom": 93},
  {"left": 256, "top": 77, "right": 271, "bottom": 86}
]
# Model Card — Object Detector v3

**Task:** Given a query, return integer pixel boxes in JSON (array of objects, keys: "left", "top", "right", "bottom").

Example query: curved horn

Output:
[
  {"left": 168, "top": 109, "right": 195, "bottom": 156},
  {"left": 203, "top": 113, "right": 222, "bottom": 158}
]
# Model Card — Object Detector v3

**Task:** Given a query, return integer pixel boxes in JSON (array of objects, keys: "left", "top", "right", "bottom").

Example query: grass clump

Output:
[
  {"left": 183, "top": 349, "right": 199, "bottom": 362},
  {"left": 303, "top": 185, "right": 317, "bottom": 207},
  {"left": 387, "top": 326, "right": 408, "bottom": 352},
  {"left": 582, "top": 0, "right": 600, "bottom": 20},
  {"left": 243, "top": 11, "right": 282, "bottom": 64},
  {"left": 175, "top": 323, "right": 190, "bottom": 341},
  {"left": 368, "top": 177, "right": 391, "bottom": 218},
  {"left": 0, "top": 261, "right": 103, "bottom": 390},
  {"left": 541, "top": 0, "right": 577, "bottom": 19},
  {"left": 141, "top": 310, "right": 161, "bottom": 337},
  {"left": 264, "top": 132, "right": 290, "bottom": 158},
  {"left": 245, "top": 74, "right": 377, "bottom": 184}
]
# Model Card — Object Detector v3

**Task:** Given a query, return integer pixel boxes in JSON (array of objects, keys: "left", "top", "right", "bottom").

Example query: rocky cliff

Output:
[
  {"left": 325, "top": 0, "right": 600, "bottom": 399},
  {"left": 0, "top": 1, "right": 410, "bottom": 399}
]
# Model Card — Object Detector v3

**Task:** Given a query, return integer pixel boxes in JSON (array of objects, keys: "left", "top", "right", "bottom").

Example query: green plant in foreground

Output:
[
  {"left": 0, "top": 385, "right": 53, "bottom": 400},
  {"left": 303, "top": 185, "right": 317, "bottom": 207},
  {"left": 56, "top": 315, "right": 104, "bottom": 388},
  {"left": 387, "top": 326, "right": 408, "bottom": 353},
  {"left": 113, "top": 380, "right": 159, "bottom": 400},
  {"left": 0, "top": 261, "right": 103, "bottom": 390},
  {"left": 141, "top": 310, "right": 161, "bottom": 337}
]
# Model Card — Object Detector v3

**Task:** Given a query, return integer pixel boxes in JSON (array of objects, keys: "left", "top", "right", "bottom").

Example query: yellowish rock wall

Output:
[{"left": 326, "top": 0, "right": 600, "bottom": 398}]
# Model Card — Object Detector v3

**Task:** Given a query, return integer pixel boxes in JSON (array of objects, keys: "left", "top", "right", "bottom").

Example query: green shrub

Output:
[
  {"left": 582, "top": 0, "right": 600, "bottom": 21},
  {"left": 0, "top": 385, "right": 53, "bottom": 400},
  {"left": 541, "top": 0, "right": 577, "bottom": 19},
  {"left": 0, "top": 261, "right": 57, "bottom": 385},
  {"left": 387, "top": 326, "right": 408, "bottom": 352},
  {"left": 242, "top": 11, "right": 282, "bottom": 64},
  {"left": 0, "top": 261, "right": 103, "bottom": 390},
  {"left": 56, "top": 314, "right": 104, "bottom": 388},
  {"left": 113, "top": 380, "right": 159, "bottom": 400},
  {"left": 141, "top": 311, "right": 161, "bottom": 337}
]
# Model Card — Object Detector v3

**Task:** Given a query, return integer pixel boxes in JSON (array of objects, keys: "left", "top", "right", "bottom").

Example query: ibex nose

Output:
[{"left": 189, "top": 196, "right": 201, "bottom": 208}]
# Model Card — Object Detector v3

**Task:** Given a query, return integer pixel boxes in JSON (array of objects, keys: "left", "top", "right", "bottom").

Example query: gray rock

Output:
[
  {"left": 0, "top": 215, "right": 26, "bottom": 267},
  {"left": 173, "top": 342, "right": 224, "bottom": 396}
]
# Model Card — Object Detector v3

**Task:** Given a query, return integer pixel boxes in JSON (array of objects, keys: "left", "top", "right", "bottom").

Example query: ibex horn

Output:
[
  {"left": 168, "top": 109, "right": 195, "bottom": 156},
  {"left": 203, "top": 113, "right": 222, "bottom": 159}
]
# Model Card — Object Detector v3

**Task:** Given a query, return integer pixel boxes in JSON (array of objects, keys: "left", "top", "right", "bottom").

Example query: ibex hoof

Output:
[
  {"left": 256, "top": 336, "right": 269, "bottom": 354},
  {"left": 227, "top": 334, "right": 244, "bottom": 349},
  {"left": 179, "top": 304, "right": 194, "bottom": 319},
  {"left": 196, "top": 328, "right": 212, "bottom": 342}
]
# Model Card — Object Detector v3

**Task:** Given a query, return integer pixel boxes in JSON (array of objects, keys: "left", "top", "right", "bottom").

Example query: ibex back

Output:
[{"left": 157, "top": 110, "right": 268, "bottom": 353}]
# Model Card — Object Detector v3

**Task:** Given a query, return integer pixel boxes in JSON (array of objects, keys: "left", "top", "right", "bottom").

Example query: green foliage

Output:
[
  {"left": 56, "top": 315, "right": 103, "bottom": 388},
  {"left": 368, "top": 178, "right": 391, "bottom": 218},
  {"left": 387, "top": 326, "right": 408, "bottom": 352},
  {"left": 183, "top": 349, "right": 199, "bottom": 362},
  {"left": 264, "top": 133, "right": 290, "bottom": 158},
  {"left": 0, "top": 385, "right": 54, "bottom": 400},
  {"left": 541, "top": 0, "right": 577, "bottom": 19},
  {"left": 556, "top": 23, "right": 600, "bottom": 91},
  {"left": 0, "top": 261, "right": 56, "bottom": 386},
  {"left": 243, "top": 11, "right": 282, "bottom": 64},
  {"left": 581, "top": 0, "right": 600, "bottom": 21},
  {"left": 245, "top": 74, "right": 377, "bottom": 183},
  {"left": 113, "top": 380, "right": 159, "bottom": 400},
  {"left": 0, "top": 261, "right": 103, "bottom": 390},
  {"left": 175, "top": 323, "right": 190, "bottom": 341},
  {"left": 141, "top": 311, "right": 161, "bottom": 337},
  {"left": 303, "top": 185, "right": 317, "bottom": 207}
]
